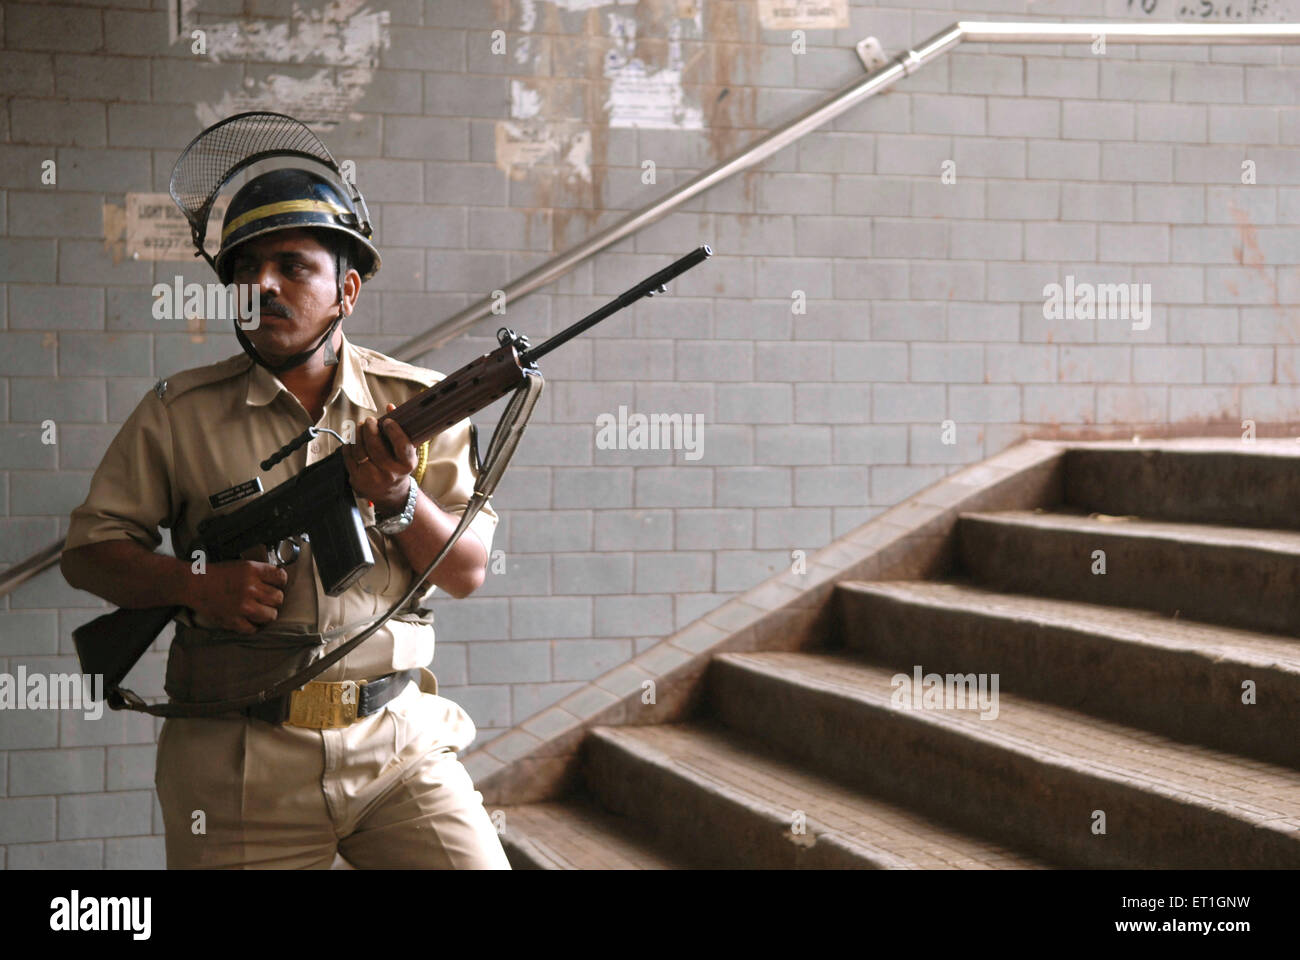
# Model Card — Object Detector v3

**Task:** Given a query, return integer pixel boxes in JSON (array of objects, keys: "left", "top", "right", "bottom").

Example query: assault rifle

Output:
[{"left": 72, "top": 245, "right": 713, "bottom": 703}]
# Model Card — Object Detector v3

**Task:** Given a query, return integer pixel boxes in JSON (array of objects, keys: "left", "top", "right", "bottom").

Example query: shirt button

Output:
[{"left": 309, "top": 441, "right": 321, "bottom": 455}]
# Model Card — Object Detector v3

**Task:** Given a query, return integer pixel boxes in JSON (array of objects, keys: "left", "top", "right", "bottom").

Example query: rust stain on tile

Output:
[{"left": 1229, "top": 201, "right": 1295, "bottom": 349}]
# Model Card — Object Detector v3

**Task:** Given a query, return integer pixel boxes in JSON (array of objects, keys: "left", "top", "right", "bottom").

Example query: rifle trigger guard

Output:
[{"left": 270, "top": 538, "right": 301, "bottom": 567}]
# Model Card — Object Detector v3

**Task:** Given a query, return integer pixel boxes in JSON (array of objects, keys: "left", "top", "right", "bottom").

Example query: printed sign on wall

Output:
[
  {"left": 757, "top": 0, "right": 850, "bottom": 30},
  {"left": 124, "top": 193, "right": 229, "bottom": 262}
]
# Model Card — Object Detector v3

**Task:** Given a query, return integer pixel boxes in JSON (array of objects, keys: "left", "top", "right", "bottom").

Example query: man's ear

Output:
[{"left": 343, "top": 267, "right": 361, "bottom": 316}]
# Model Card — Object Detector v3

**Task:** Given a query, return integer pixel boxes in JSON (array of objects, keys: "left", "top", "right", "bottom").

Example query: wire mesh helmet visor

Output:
[{"left": 167, "top": 110, "right": 379, "bottom": 281}]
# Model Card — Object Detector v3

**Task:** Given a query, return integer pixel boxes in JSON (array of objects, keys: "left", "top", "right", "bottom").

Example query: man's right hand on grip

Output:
[{"left": 189, "top": 560, "right": 289, "bottom": 635}]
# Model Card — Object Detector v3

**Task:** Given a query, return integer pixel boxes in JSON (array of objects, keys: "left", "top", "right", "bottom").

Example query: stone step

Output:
[
  {"left": 496, "top": 796, "right": 695, "bottom": 869},
  {"left": 957, "top": 509, "right": 1300, "bottom": 635},
  {"left": 582, "top": 721, "right": 1051, "bottom": 869},
  {"left": 1064, "top": 442, "right": 1300, "bottom": 531},
  {"left": 836, "top": 579, "right": 1300, "bottom": 769},
  {"left": 706, "top": 650, "right": 1300, "bottom": 867}
]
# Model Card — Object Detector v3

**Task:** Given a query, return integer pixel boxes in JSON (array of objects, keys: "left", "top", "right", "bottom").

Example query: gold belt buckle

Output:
[{"left": 286, "top": 679, "right": 362, "bottom": 729}]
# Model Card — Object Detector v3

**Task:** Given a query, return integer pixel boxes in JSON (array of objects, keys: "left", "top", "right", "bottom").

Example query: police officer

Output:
[{"left": 60, "top": 166, "right": 511, "bottom": 869}]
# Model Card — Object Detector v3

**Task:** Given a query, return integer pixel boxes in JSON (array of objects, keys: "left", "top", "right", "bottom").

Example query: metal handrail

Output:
[
  {"left": 6, "top": 19, "right": 1300, "bottom": 599},
  {"left": 393, "top": 20, "right": 1300, "bottom": 362}
]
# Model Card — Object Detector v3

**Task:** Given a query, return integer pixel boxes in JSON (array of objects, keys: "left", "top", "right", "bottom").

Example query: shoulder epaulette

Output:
[
  {"left": 152, "top": 353, "right": 253, "bottom": 406},
  {"left": 354, "top": 345, "right": 443, "bottom": 387}
]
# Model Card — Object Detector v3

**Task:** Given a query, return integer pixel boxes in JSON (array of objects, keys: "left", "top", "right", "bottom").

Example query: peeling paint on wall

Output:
[
  {"left": 176, "top": 0, "right": 390, "bottom": 129},
  {"left": 510, "top": 80, "right": 545, "bottom": 120}
]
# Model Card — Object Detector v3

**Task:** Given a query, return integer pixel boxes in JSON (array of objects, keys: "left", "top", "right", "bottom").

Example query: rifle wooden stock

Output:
[{"left": 73, "top": 604, "right": 181, "bottom": 707}]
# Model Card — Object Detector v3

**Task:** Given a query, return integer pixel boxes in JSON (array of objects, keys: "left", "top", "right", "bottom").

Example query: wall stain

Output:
[
  {"left": 504, "top": 0, "right": 729, "bottom": 247},
  {"left": 102, "top": 202, "right": 127, "bottom": 265},
  {"left": 1230, "top": 201, "right": 1298, "bottom": 385}
]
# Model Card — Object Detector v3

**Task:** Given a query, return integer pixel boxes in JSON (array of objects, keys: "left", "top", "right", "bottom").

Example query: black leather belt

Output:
[{"left": 241, "top": 668, "right": 422, "bottom": 726}]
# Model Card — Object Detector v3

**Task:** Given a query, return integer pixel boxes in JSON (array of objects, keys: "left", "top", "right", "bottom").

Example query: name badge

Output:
[{"left": 208, "top": 477, "right": 263, "bottom": 511}]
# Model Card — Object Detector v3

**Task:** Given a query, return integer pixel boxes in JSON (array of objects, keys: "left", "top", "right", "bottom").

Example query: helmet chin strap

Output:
[{"left": 233, "top": 311, "right": 343, "bottom": 376}]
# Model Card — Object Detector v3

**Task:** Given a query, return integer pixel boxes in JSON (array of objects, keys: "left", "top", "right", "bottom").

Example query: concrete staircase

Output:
[{"left": 488, "top": 442, "right": 1300, "bottom": 869}]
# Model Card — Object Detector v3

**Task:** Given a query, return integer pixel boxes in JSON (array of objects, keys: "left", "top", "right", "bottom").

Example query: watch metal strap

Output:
[{"left": 376, "top": 475, "right": 418, "bottom": 533}]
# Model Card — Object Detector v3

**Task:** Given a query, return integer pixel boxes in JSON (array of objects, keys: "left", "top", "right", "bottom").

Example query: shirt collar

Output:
[{"left": 244, "top": 331, "right": 376, "bottom": 413}]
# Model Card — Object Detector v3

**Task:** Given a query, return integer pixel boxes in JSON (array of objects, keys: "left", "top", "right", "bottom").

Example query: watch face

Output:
[{"left": 378, "top": 516, "right": 407, "bottom": 535}]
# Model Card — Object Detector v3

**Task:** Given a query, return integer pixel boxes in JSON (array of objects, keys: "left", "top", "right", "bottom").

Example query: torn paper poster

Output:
[
  {"left": 549, "top": 0, "right": 638, "bottom": 11},
  {"left": 757, "top": 0, "right": 850, "bottom": 30},
  {"left": 174, "top": 0, "right": 390, "bottom": 129},
  {"left": 602, "top": 9, "right": 703, "bottom": 130},
  {"left": 605, "top": 61, "right": 703, "bottom": 129},
  {"left": 495, "top": 121, "right": 592, "bottom": 183},
  {"left": 195, "top": 73, "right": 368, "bottom": 133},
  {"left": 502, "top": 0, "right": 705, "bottom": 185}
]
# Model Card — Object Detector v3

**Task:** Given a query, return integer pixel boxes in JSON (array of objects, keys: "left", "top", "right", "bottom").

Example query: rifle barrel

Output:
[{"left": 519, "top": 244, "right": 712, "bottom": 366}]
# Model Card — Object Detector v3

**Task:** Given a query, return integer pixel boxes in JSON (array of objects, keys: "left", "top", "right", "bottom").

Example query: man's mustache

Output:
[{"left": 259, "top": 299, "right": 291, "bottom": 318}]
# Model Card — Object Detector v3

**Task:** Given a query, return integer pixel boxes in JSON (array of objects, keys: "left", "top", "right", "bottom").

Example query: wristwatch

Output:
[{"left": 374, "top": 476, "right": 419, "bottom": 535}]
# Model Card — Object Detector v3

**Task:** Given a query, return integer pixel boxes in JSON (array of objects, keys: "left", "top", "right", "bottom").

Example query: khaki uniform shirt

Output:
[{"left": 65, "top": 332, "right": 498, "bottom": 686}]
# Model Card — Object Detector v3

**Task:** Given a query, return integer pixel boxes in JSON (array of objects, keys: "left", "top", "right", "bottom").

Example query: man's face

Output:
[{"left": 228, "top": 228, "right": 356, "bottom": 363}]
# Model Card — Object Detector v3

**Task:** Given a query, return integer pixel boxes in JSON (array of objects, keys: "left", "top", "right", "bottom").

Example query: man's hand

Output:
[
  {"left": 189, "top": 560, "right": 289, "bottom": 635},
  {"left": 345, "top": 402, "right": 418, "bottom": 514},
  {"left": 335, "top": 402, "right": 488, "bottom": 599}
]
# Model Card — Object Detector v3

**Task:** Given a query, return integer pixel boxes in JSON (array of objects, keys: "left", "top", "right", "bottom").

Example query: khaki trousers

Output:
[{"left": 154, "top": 668, "right": 510, "bottom": 869}]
